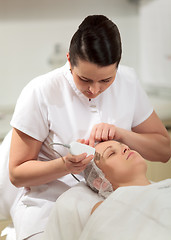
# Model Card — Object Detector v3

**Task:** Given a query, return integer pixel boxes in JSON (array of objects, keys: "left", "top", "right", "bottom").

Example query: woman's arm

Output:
[
  {"left": 120, "top": 111, "right": 171, "bottom": 162},
  {"left": 9, "top": 128, "right": 93, "bottom": 188},
  {"left": 88, "top": 111, "right": 171, "bottom": 162}
]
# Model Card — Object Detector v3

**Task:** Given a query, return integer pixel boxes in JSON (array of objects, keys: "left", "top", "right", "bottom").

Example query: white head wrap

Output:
[{"left": 84, "top": 160, "right": 113, "bottom": 199}]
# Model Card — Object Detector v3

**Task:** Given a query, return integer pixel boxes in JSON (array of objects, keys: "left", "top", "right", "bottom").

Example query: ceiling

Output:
[{"left": 0, "top": 0, "right": 139, "bottom": 20}]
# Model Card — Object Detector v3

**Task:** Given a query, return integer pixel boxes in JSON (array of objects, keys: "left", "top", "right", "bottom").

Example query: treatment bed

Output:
[{"left": 42, "top": 180, "right": 171, "bottom": 240}]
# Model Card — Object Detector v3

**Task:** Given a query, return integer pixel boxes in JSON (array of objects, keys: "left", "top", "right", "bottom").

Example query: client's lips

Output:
[{"left": 127, "top": 152, "right": 134, "bottom": 160}]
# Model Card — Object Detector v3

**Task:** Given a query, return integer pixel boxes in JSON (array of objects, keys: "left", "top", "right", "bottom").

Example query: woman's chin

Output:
[{"left": 83, "top": 92, "right": 100, "bottom": 99}]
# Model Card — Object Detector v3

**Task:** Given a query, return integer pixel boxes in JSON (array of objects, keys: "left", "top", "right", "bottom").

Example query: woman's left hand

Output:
[{"left": 88, "top": 123, "right": 118, "bottom": 147}]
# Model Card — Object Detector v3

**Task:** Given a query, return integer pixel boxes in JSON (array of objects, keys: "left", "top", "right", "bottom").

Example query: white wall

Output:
[
  {"left": 0, "top": 20, "right": 77, "bottom": 108},
  {"left": 139, "top": 0, "right": 171, "bottom": 90},
  {"left": 0, "top": 0, "right": 139, "bottom": 108},
  {"left": 138, "top": 0, "right": 171, "bottom": 121}
]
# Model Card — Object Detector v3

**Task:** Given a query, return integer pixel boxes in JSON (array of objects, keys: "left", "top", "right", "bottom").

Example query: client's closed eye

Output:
[{"left": 108, "top": 151, "right": 116, "bottom": 158}]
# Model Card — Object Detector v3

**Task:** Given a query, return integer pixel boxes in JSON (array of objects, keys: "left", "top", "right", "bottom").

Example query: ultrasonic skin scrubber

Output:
[
  {"left": 69, "top": 142, "right": 96, "bottom": 156},
  {"left": 50, "top": 141, "right": 98, "bottom": 157}
]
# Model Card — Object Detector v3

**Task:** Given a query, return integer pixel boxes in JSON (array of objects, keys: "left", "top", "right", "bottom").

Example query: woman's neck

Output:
[{"left": 112, "top": 176, "right": 151, "bottom": 190}]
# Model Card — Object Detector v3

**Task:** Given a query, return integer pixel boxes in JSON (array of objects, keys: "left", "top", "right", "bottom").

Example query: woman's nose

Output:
[
  {"left": 89, "top": 84, "right": 100, "bottom": 94},
  {"left": 122, "top": 145, "right": 130, "bottom": 154}
]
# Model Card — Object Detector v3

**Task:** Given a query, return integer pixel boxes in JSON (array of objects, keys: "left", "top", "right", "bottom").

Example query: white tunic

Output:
[{"left": 9, "top": 62, "right": 153, "bottom": 239}]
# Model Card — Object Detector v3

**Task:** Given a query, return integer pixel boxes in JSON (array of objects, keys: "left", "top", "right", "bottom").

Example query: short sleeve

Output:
[
  {"left": 132, "top": 76, "right": 153, "bottom": 128},
  {"left": 10, "top": 79, "right": 49, "bottom": 141}
]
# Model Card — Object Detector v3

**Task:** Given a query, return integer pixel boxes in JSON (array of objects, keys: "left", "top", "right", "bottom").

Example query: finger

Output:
[
  {"left": 94, "top": 126, "right": 103, "bottom": 141},
  {"left": 88, "top": 138, "right": 95, "bottom": 147},
  {"left": 81, "top": 154, "right": 94, "bottom": 165},
  {"left": 67, "top": 153, "right": 87, "bottom": 163},
  {"left": 89, "top": 126, "right": 97, "bottom": 147},
  {"left": 77, "top": 139, "right": 86, "bottom": 144},
  {"left": 76, "top": 139, "right": 89, "bottom": 145},
  {"left": 70, "top": 153, "right": 87, "bottom": 163},
  {"left": 108, "top": 126, "right": 115, "bottom": 140},
  {"left": 101, "top": 126, "right": 110, "bottom": 141},
  {"left": 84, "top": 139, "right": 89, "bottom": 145}
]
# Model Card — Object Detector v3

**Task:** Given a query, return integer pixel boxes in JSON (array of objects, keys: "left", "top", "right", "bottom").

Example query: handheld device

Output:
[
  {"left": 49, "top": 141, "right": 96, "bottom": 156},
  {"left": 49, "top": 141, "right": 96, "bottom": 183},
  {"left": 69, "top": 142, "right": 96, "bottom": 156}
]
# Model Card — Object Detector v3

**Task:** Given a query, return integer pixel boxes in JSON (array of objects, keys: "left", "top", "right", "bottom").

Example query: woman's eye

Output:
[
  {"left": 79, "top": 77, "right": 89, "bottom": 82},
  {"left": 101, "top": 79, "right": 110, "bottom": 83},
  {"left": 108, "top": 151, "right": 115, "bottom": 157}
]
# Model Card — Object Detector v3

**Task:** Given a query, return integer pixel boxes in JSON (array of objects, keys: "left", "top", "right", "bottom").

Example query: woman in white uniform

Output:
[{"left": 5, "top": 15, "right": 171, "bottom": 239}]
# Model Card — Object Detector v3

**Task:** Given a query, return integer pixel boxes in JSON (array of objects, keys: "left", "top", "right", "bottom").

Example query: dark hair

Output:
[{"left": 69, "top": 15, "right": 122, "bottom": 67}]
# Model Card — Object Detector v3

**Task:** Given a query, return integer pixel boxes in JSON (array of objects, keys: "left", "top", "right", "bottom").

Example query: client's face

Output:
[{"left": 94, "top": 140, "right": 147, "bottom": 189}]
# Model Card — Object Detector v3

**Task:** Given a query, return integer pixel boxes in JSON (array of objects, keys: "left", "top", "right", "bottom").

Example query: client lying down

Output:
[
  {"left": 84, "top": 140, "right": 151, "bottom": 212},
  {"left": 42, "top": 140, "right": 171, "bottom": 240}
]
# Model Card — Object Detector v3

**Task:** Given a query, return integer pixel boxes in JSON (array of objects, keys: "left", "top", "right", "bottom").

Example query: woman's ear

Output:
[
  {"left": 66, "top": 52, "right": 72, "bottom": 72},
  {"left": 66, "top": 52, "right": 70, "bottom": 61}
]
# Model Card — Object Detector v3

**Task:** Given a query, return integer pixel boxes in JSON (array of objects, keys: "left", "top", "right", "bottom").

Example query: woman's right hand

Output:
[{"left": 63, "top": 152, "right": 94, "bottom": 174}]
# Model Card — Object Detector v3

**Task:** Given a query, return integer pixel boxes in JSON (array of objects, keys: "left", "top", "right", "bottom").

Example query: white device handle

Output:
[{"left": 69, "top": 142, "right": 96, "bottom": 156}]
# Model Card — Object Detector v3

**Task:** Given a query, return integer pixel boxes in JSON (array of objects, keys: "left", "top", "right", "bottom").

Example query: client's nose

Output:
[{"left": 122, "top": 145, "right": 130, "bottom": 154}]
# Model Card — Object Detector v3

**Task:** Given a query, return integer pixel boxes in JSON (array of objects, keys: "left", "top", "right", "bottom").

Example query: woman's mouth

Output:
[
  {"left": 85, "top": 91, "right": 98, "bottom": 98},
  {"left": 86, "top": 90, "right": 94, "bottom": 95},
  {"left": 127, "top": 152, "right": 134, "bottom": 160}
]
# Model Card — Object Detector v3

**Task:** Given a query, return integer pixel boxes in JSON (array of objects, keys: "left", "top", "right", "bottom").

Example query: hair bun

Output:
[{"left": 78, "top": 15, "right": 109, "bottom": 32}]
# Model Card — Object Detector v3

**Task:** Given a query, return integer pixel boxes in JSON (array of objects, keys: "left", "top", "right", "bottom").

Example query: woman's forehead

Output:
[
  {"left": 74, "top": 59, "right": 117, "bottom": 80},
  {"left": 95, "top": 140, "right": 118, "bottom": 153}
]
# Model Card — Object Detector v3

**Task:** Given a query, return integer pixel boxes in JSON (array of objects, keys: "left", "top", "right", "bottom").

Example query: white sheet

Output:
[
  {"left": 42, "top": 179, "right": 171, "bottom": 240},
  {"left": 42, "top": 182, "right": 102, "bottom": 240},
  {"left": 79, "top": 179, "right": 171, "bottom": 240}
]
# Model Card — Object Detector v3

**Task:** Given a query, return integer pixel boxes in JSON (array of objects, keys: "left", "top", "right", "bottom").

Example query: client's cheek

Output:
[
  {"left": 94, "top": 160, "right": 101, "bottom": 169},
  {"left": 94, "top": 161, "right": 104, "bottom": 174}
]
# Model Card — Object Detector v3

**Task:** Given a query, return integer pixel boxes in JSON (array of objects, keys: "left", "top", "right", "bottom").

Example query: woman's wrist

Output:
[
  {"left": 52, "top": 156, "right": 70, "bottom": 179},
  {"left": 61, "top": 156, "right": 70, "bottom": 174},
  {"left": 115, "top": 127, "right": 124, "bottom": 141}
]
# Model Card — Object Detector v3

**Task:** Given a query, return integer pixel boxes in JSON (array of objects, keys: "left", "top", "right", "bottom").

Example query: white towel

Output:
[{"left": 79, "top": 179, "right": 171, "bottom": 240}]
